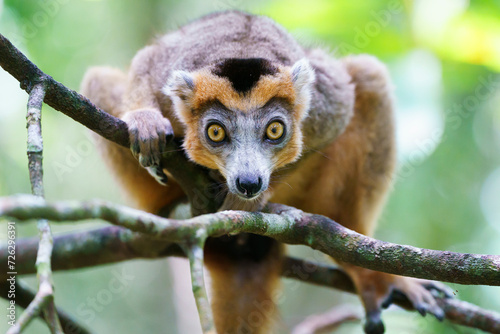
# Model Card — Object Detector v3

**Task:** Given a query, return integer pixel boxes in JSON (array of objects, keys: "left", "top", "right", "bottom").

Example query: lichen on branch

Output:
[{"left": 1, "top": 195, "right": 499, "bottom": 287}]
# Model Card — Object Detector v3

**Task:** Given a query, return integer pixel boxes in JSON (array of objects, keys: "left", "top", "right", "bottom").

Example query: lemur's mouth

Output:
[{"left": 234, "top": 192, "right": 261, "bottom": 201}]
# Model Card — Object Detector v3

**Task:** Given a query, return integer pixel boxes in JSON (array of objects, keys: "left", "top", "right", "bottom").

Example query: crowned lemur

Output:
[{"left": 81, "top": 10, "right": 448, "bottom": 334}]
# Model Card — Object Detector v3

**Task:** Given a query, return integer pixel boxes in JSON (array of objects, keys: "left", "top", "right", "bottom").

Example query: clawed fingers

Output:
[
  {"left": 135, "top": 123, "right": 173, "bottom": 166},
  {"left": 421, "top": 280, "right": 455, "bottom": 299},
  {"left": 146, "top": 166, "right": 168, "bottom": 186},
  {"left": 123, "top": 109, "right": 174, "bottom": 185},
  {"left": 355, "top": 274, "right": 450, "bottom": 333},
  {"left": 392, "top": 278, "right": 448, "bottom": 322}
]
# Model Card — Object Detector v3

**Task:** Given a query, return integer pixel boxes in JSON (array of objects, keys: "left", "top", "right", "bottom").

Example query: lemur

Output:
[{"left": 81, "top": 10, "right": 448, "bottom": 334}]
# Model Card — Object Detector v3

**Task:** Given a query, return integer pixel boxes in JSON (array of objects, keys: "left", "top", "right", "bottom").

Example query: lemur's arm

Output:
[
  {"left": 119, "top": 45, "right": 175, "bottom": 177},
  {"left": 123, "top": 45, "right": 163, "bottom": 111}
]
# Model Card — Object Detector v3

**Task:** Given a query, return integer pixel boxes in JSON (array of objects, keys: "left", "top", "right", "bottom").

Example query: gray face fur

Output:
[{"left": 199, "top": 99, "right": 294, "bottom": 199}]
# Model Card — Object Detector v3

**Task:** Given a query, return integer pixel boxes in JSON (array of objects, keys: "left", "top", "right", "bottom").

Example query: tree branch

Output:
[
  {"left": 0, "top": 34, "right": 128, "bottom": 146},
  {"left": 291, "top": 306, "right": 360, "bottom": 334},
  {"left": 0, "top": 226, "right": 183, "bottom": 277},
  {"left": 1, "top": 195, "right": 499, "bottom": 286},
  {"left": 7, "top": 83, "right": 64, "bottom": 334},
  {"left": 182, "top": 240, "right": 215, "bottom": 334}
]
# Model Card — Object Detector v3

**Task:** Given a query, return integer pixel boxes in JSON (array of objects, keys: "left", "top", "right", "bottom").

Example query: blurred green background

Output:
[{"left": 1, "top": 0, "right": 499, "bottom": 333}]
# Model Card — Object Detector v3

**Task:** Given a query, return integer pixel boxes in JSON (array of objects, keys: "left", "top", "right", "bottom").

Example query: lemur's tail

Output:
[{"left": 205, "top": 234, "right": 283, "bottom": 334}]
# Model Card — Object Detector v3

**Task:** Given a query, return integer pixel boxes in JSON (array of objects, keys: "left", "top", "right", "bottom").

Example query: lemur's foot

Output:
[
  {"left": 382, "top": 276, "right": 453, "bottom": 317},
  {"left": 123, "top": 109, "right": 173, "bottom": 184},
  {"left": 344, "top": 267, "right": 453, "bottom": 334}
]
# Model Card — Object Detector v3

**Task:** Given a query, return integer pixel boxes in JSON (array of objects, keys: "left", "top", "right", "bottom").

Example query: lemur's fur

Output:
[{"left": 81, "top": 11, "right": 445, "bottom": 334}]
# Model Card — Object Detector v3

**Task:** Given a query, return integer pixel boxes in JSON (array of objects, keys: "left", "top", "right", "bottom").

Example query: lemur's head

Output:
[{"left": 164, "top": 58, "right": 315, "bottom": 200}]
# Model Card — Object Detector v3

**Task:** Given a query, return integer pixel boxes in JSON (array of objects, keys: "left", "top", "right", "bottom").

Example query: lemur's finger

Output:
[
  {"left": 422, "top": 281, "right": 454, "bottom": 299},
  {"left": 158, "top": 130, "right": 166, "bottom": 155},
  {"left": 429, "top": 305, "right": 445, "bottom": 321},
  {"left": 138, "top": 135, "right": 155, "bottom": 166},
  {"left": 395, "top": 279, "right": 446, "bottom": 322},
  {"left": 364, "top": 310, "right": 385, "bottom": 334},
  {"left": 128, "top": 127, "right": 141, "bottom": 157},
  {"left": 139, "top": 154, "right": 151, "bottom": 167},
  {"left": 146, "top": 166, "right": 168, "bottom": 186},
  {"left": 123, "top": 108, "right": 173, "bottom": 167},
  {"left": 163, "top": 118, "right": 175, "bottom": 143},
  {"left": 381, "top": 294, "right": 393, "bottom": 309},
  {"left": 419, "top": 286, "right": 445, "bottom": 321}
]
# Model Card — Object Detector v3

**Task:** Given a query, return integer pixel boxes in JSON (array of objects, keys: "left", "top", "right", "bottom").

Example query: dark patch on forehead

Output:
[{"left": 212, "top": 58, "right": 277, "bottom": 94}]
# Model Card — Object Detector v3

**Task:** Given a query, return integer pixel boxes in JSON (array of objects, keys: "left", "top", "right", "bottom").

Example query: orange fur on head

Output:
[
  {"left": 191, "top": 67, "right": 296, "bottom": 112},
  {"left": 164, "top": 59, "right": 315, "bottom": 170},
  {"left": 183, "top": 127, "right": 224, "bottom": 170},
  {"left": 164, "top": 59, "right": 315, "bottom": 120}
]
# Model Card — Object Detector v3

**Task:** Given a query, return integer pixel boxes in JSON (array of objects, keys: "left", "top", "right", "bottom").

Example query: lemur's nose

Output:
[{"left": 236, "top": 175, "right": 263, "bottom": 198}]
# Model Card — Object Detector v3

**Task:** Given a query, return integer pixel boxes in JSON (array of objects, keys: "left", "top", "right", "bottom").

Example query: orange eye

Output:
[
  {"left": 207, "top": 124, "right": 226, "bottom": 143},
  {"left": 266, "top": 121, "right": 284, "bottom": 141}
]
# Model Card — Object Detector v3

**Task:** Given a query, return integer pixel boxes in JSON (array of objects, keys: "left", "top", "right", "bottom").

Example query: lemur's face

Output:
[
  {"left": 164, "top": 58, "right": 315, "bottom": 200},
  {"left": 194, "top": 98, "right": 296, "bottom": 199}
]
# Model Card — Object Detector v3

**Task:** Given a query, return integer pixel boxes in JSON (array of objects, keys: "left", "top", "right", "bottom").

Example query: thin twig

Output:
[
  {"left": 26, "top": 83, "right": 45, "bottom": 198},
  {"left": 291, "top": 306, "right": 361, "bottom": 334},
  {"left": 182, "top": 236, "right": 215, "bottom": 334},
  {"left": 0, "top": 195, "right": 499, "bottom": 286},
  {"left": 7, "top": 84, "right": 64, "bottom": 334}
]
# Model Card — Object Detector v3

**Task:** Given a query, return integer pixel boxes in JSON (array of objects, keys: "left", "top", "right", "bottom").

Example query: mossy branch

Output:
[
  {"left": 6, "top": 83, "right": 64, "bottom": 334},
  {"left": 182, "top": 241, "right": 215, "bottom": 334},
  {"left": 1, "top": 195, "right": 499, "bottom": 286}
]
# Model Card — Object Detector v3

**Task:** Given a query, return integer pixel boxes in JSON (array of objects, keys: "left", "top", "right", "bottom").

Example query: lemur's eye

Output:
[
  {"left": 207, "top": 123, "right": 226, "bottom": 143},
  {"left": 266, "top": 121, "right": 284, "bottom": 141}
]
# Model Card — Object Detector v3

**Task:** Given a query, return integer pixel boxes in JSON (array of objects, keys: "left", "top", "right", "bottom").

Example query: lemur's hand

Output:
[
  {"left": 343, "top": 267, "right": 454, "bottom": 334},
  {"left": 377, "top": 277, "right": 453, "bottom": 334},
  {"left": 123, "top": 109, "right": 173, "bottom": 185}
]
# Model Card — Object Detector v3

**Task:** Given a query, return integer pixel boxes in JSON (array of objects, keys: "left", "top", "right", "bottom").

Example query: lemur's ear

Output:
[
  {"left": 163, "top": 70, "right": 195, "bottom": 124},
  {"left": 291, "top": 59, "right": 315, "bottom": 118}
]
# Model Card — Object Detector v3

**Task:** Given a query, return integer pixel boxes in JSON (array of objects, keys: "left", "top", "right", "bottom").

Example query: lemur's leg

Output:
[
  {"left": 331, "top": 56, "right": 451, "bottom": 334},
  {"left": 204, "top": 235, "right": 283, "bottom": 334},
  {"left": 80, "top": 67, "right": 184, "bottom": 213}
]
